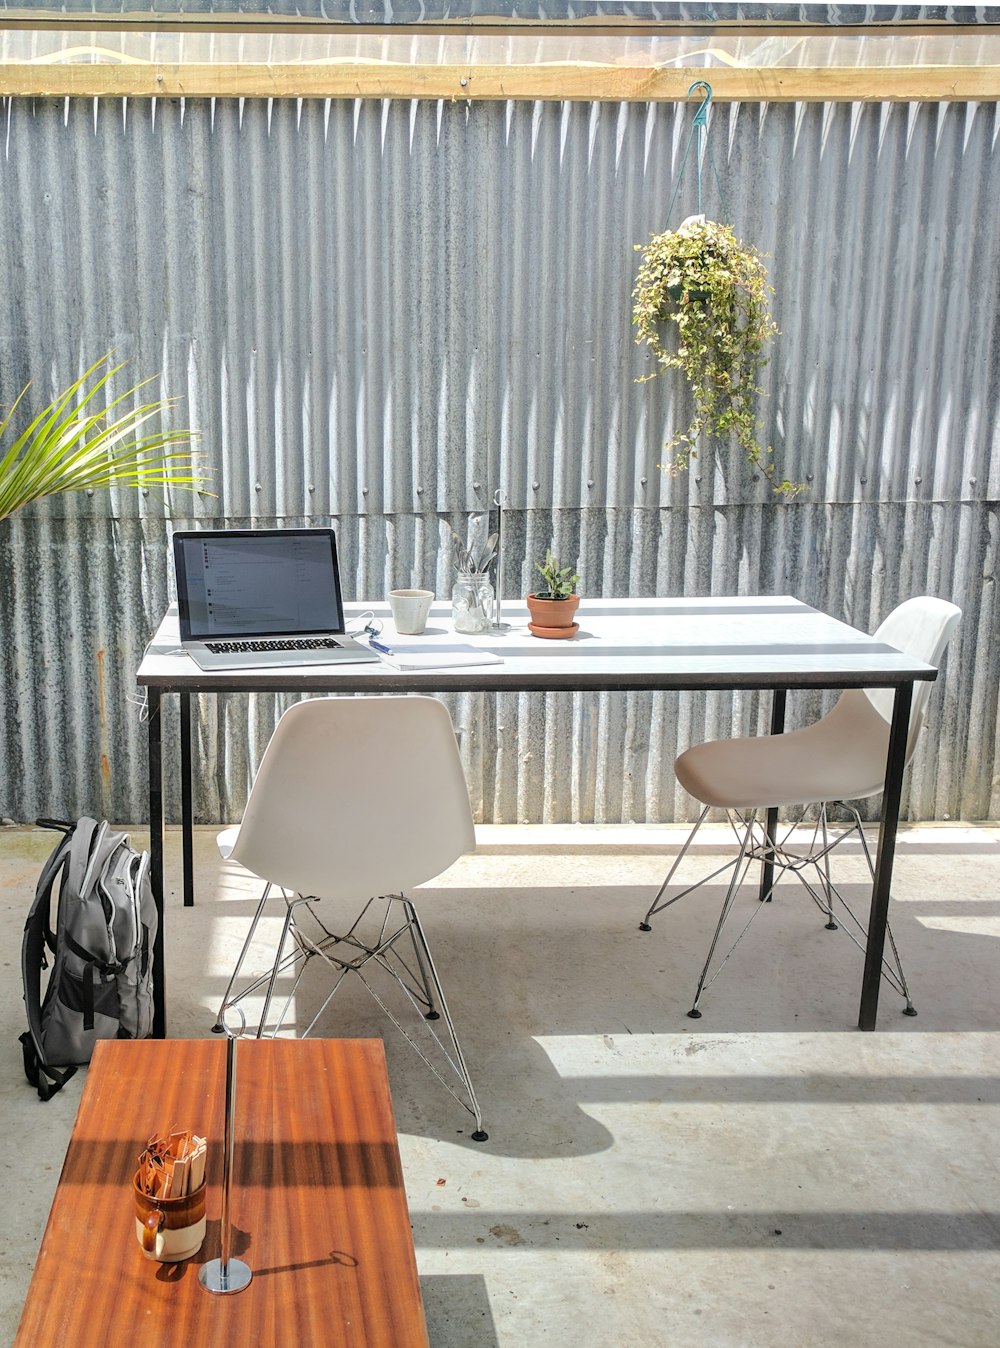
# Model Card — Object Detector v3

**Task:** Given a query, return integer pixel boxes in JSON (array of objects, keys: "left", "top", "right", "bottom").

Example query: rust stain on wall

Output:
[{"left": 96, "top": 648, "right": 106, "bottom": 729}]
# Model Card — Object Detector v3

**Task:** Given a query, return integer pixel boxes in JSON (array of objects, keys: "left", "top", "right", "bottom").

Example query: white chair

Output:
[
  {"left": 640, "top": 597, "right": 961, "bottom": 1019},
  {"left": 213, "top": 695, "right": 487, "bottom": 1140}
]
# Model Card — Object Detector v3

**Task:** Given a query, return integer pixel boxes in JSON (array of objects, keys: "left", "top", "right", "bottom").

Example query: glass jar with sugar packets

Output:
[{"left": 452, "top": 572, "right": 493, "bottom": 634}]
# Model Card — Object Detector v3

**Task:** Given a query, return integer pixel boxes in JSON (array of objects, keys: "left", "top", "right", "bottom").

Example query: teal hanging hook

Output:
[
  {"left": 689, "top": 81, "right": 713, "bottom": 216},
  {"left": 662, "top": 79, "right": 726, "bottom": 227},
  {"left": 689, "top": 80, "right": 713, "bottom": 128}
]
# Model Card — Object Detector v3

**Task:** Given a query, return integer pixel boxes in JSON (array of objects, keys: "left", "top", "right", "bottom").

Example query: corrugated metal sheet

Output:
[{"left": 0, "top": 94, "right": 997, "bottom": 825}]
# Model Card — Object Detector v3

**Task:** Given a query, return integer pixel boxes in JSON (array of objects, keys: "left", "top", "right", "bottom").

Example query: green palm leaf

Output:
[{"left": 0, "top": 354, "right": 204, "bottom": 521}]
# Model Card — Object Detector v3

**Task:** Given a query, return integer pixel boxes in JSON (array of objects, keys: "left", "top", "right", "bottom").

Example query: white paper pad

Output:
[{"left": 377, "top": 644, "right": 503, "bottom": 671}]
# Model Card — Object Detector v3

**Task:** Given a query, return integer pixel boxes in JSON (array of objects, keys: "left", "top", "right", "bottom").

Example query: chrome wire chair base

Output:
[
  {"left": 641, "top": 803, "right": 916, "bottom": 1021},
  {"left": 213, "top": 886, "right": 487, "bottom": 1141}
]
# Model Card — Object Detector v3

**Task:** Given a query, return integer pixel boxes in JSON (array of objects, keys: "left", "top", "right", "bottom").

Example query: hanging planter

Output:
[
  {"left": 633, "top": 216, "right": 800, "bottom": 496},
  {"left": 631, "top": 82, "right": 802, "bottom": 498}
]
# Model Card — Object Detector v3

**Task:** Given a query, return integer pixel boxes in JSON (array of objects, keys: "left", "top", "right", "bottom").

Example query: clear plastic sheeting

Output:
[{"left": 0, "top": 25, "right": 998, "bottom": 73}]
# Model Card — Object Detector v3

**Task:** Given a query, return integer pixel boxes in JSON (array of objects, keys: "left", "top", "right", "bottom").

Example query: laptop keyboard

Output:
[{"left": 205, "top": 637, "right": 344, "bottom": 654}]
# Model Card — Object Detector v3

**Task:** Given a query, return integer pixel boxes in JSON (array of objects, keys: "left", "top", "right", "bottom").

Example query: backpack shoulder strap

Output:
[
  {"left": 19, "top": 1032, "right": 77, "bottom": 1101},
  {"left": 20, "top": 821, "right": 80, "bottom": 1100}
]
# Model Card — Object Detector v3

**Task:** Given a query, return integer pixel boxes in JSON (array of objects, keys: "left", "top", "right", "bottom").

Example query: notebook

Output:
[
  {"left": 373, "top": 643, "right": 503, "bottom": 671},
  {"left": 172, "top": 528, "right": 378, "bottom": 671}
]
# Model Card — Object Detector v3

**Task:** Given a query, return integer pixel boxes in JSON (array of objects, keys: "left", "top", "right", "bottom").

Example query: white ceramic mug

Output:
[{"left": 389, "top": 589, "right": 434, "bottom": 636}]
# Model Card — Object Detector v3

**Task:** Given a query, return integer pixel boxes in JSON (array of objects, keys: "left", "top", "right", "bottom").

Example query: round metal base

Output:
[{"left": 199, "top": 1258, "right": 253, "bottom": 1295}]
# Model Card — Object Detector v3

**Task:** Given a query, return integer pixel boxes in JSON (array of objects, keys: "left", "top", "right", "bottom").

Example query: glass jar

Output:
[{"left": 451, "top": 572, "right": 494, "bottom": 634}]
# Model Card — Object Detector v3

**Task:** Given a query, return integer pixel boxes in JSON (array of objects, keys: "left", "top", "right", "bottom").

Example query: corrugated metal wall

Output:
[{"left": 0, "top": 93, "right": 997, "bottom": 825}]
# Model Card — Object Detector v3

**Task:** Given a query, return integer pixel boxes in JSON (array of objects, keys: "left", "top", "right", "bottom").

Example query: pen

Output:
[{"left": 369, "top": 637, "right": 394, "bottom": 655}]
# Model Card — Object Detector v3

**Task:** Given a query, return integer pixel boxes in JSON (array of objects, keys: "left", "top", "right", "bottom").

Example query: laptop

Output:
[{"left": 173, "top": 528, "right": 378, "bottom": 670}]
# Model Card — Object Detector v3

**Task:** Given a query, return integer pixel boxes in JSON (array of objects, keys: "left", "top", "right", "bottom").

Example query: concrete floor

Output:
[{"left": 2, "top": 821, "right": 1000, "bottom": 1347}]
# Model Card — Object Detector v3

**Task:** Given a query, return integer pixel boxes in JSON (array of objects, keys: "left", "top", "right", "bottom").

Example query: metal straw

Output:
[
  {"left": 492, "top": 488, "right": 509, "bottom": 630},
  {"left": 199, "top": 1031, "right": 252, "bottom": 1294}
]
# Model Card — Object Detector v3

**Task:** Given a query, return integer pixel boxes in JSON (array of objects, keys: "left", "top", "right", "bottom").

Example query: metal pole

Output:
[
  {"left": 200, "top": 1032, "right": 252, "bottom": 1294},
  {"left": 492, "top": 488, "right": 509, "bottom": 630}
]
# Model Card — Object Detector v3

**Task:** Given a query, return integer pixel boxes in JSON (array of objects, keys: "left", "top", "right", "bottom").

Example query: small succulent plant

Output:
[{"left": 533, "top": 549, "right": 579, "bottom": 600}]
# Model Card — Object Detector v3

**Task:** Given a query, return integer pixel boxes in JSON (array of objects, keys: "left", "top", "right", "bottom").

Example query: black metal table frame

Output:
[{"left": 143, "top": 664, "right": 920, "bottom": 1039}]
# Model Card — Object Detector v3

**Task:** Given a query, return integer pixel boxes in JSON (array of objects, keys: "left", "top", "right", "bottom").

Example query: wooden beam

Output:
[{"left": 1, "top": 62, "right": 997, "bottom": 102}]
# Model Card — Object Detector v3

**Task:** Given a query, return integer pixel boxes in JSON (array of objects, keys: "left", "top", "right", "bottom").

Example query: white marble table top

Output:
[{"left": 137, "top": 596, "right": 937, "bottom": 694}]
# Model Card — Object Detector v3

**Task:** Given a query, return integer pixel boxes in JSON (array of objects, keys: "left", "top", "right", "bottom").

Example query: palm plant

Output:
[{"left": 0, "top": 354, "right": 201, "bottom": 521}]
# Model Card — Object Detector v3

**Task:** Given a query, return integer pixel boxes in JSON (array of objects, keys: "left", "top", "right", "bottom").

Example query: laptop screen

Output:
[{"left": 173, "top": 529, "right": 346, "bottom": 641}]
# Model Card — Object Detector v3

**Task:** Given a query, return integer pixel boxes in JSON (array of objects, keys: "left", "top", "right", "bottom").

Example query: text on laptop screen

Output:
[{"left": 176, "top": 532, "right": 344, "bottom": 640}]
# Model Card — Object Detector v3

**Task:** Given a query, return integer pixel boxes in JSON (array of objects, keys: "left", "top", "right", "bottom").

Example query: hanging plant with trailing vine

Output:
[{"left": 633, "top": 217, "right": 801, "bottom": 497}]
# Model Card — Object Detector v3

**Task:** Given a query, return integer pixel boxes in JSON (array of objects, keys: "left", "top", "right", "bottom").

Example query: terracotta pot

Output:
[{"left": 526, "top": 592, "right": 580, "bottom": 639}]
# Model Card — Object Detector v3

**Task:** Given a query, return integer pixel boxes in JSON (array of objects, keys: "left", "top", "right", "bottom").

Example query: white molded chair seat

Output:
[
  {"left": 675, "top": 692, "right": 891, "bottom": 810},
  {"left": 213, "top": 694, "right": 486, "bottom": 1139},
  {"left": 216, "top": 826, "right": 238, "bottom": 860},
  {"left": 642, "top": 596, "right": 962, "bottom": 1019}
]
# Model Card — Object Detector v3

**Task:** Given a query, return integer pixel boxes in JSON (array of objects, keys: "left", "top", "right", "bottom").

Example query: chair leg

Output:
[
  {"left": 403, "top": 912, "right": 443, "bottom": 1020},
  {"left": 212, "top": 882, "right": 273, "bottom": 1033},
  {"left": 643, "top": 798, "right": 917, "bottom": 1021},
  {"left": 688, "top": 810, "right": 760, "bottom": 1018},
  {"left": 785, "top": 804, "right": 916, "bottom": 1016},
  {"left": 303, "top": 895, "right": 441, "bottom": 1020},
  {"left": 265, "top": 894, "right": 488, "bottom": 1139},
  {"left": 254, "top": 897, "right": 304, "bottom": 1038},
  {"left": 641, "top": 806, "right": 740, "bottom": 929},
  {"left": 846, "top": 807, "right": 916, "bottom": 1016},
  {"left": 401, "top": 900, "right": 487, "bottom": 1138},
  {"left": 819, "top": 805, "right": 839, "bottom": 930}
]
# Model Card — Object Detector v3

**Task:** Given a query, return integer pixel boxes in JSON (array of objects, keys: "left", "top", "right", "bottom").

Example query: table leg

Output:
[
  {"left": 180, "top": 693, "right": 194, "bottom": 908},
  {"left": 147, "top": 688, "right": 166, "bottom": 1039},
  {"left": 858, "top": 681, "right": 912, "bottom": 1031},
  {"left": 758, "top": 688, "right": 786, "bottom": 903}
]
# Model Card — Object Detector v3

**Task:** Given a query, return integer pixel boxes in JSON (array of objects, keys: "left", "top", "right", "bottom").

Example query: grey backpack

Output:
[{"left": 20, "top": 818, "right": 157, "bottom": 1100}]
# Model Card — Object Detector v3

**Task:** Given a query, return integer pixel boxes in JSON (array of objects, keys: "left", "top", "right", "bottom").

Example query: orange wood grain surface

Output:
[{"left": 15, "top": 1038, "right": 429, "bottom": 1347}]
